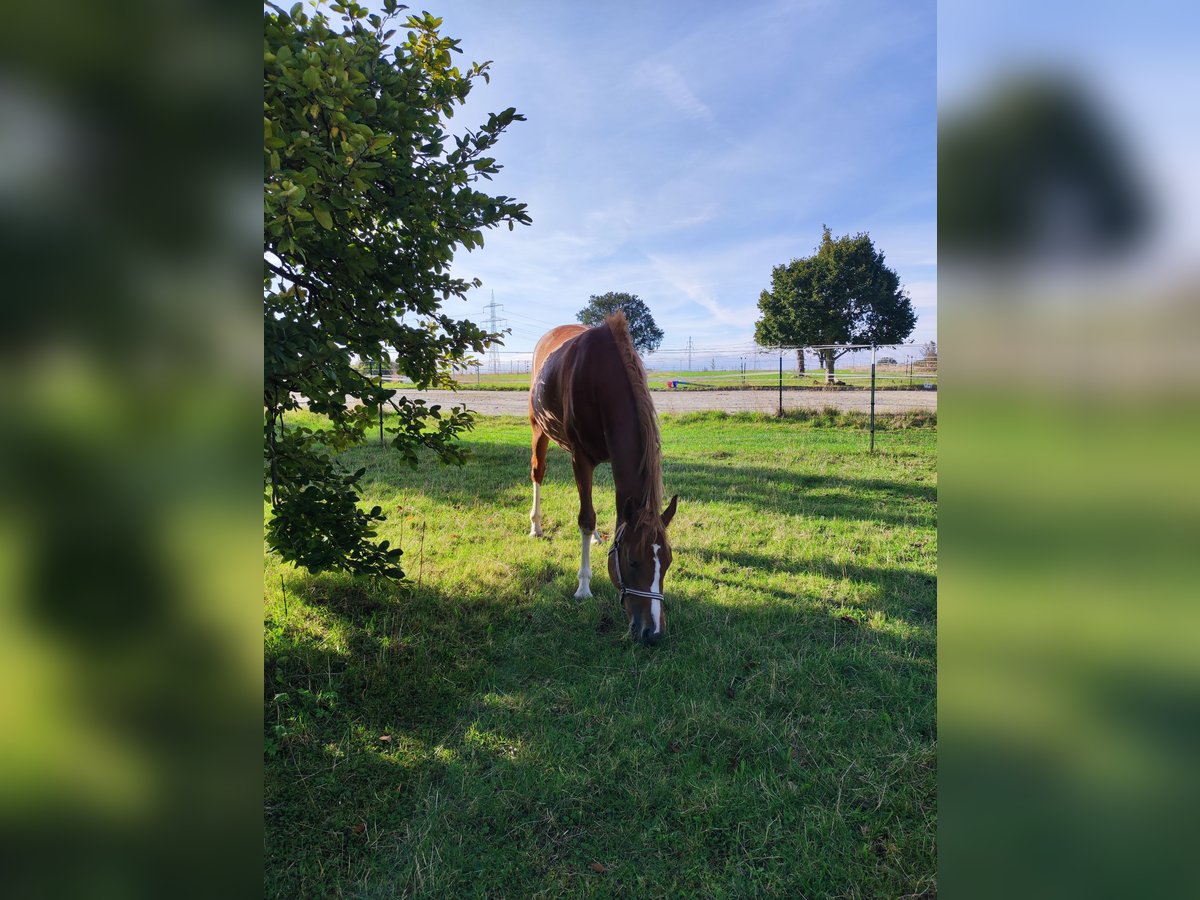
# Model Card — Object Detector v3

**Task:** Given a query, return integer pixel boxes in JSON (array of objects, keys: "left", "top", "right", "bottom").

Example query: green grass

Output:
[
  {"left": 265, "top": 411, "right": 937, "bottom": 897},
  {"left": 388, "top": 367, "right": 938, "bottom": 392}
]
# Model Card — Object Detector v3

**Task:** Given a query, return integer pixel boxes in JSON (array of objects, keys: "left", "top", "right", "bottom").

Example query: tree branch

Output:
[{"left": 265, "top": 258, "right": 328, "bottom": 295}]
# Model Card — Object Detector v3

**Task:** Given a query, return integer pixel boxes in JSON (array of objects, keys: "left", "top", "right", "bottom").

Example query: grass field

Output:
[
  {"left": 264, "top": 410, "right": 937, "bottom": 897},
  {"left": 385, "top": 367, "right": 938, "bottom": 392}
]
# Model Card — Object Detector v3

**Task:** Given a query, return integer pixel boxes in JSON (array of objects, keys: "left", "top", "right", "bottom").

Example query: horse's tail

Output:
[{"left": 605, "top": 311, "right": 663, "bottom": 515}]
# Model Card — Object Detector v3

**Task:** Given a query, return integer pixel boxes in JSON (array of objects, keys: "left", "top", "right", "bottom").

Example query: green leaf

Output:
[{"left": 314, "top": 207, "right": 333, "bottom": 230}]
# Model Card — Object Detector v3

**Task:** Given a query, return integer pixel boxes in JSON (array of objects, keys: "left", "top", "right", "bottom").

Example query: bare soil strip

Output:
[{"left": 351, "top": 388, "right": 937, "bottom": 416}]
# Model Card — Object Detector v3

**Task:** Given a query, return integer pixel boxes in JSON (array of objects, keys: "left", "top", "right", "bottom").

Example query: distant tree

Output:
[
  {"left": 939, "top": 76, "right": 1148, "bottom": 265},
  {"left": 922, "top": 341, "right": 937, "bottom": 363},
  {"left": 878, "top": 356, "right": 898, "bottom": 365},
  {"left": 264, "top": 2, "right": 530, "bottom": 578},
  {"left": 755, "top": 226, "right": 916, "bottom": 383},
  {"left": 576, "top": 292, "right": 664, "bottom": 355}
]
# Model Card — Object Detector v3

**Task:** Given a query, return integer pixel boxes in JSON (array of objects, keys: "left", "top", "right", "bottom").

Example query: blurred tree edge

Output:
[
  {"left": 755, "top": 227, "right": 916, "bottom": 382},
  {"left": 938, "top": 76, "right": 1149, "bottom": 266},
  {"left": 263, "top": 1, "right": 530, "bottom": 578},
  {"left": 576, "top": 292, "right": 665, "bottom": 355}
]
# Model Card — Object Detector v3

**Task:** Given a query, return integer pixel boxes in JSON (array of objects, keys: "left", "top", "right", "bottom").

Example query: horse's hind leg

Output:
[
  {"left": 529, "top": 428, "right": 549, "bottom": 537},
  {"left": 572, "top": 457, "right": 597, "bottom": 599}
]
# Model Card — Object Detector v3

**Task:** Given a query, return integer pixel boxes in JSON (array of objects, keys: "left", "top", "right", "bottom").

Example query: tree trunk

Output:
[
  {"left": 822, "top": 350, "right": 836, "bottom": 384},
  {"left": 795, "top": 349, "right": 805, "bottom": 376}
]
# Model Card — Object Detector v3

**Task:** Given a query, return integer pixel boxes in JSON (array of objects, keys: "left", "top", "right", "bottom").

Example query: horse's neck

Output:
[{"left": 606, "top": 408, "right": 647, "bottom": 521}]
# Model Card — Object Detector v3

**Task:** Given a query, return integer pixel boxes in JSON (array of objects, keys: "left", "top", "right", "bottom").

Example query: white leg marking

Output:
[
  {"left": 574, "top": 527, "right": 593, "bottom": 599},
  {"left": 529, "top": 481, "right": 543, "bottom": 537},
  {"left": 650, "top": 543, "right": 663, "bottom": 633}
]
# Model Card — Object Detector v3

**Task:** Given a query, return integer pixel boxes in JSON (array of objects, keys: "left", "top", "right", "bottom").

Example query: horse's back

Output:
[{"left": 532, "top": 324, "right": 589, "bottom": 379}]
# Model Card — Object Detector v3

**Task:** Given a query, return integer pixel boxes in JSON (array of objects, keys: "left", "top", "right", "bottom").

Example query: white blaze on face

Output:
[{"left": 650, "top": 543, "right": 663, "bottom": 633}]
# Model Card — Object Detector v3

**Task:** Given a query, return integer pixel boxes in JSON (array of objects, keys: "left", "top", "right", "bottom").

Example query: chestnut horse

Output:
[{"left": 528, "top": 312, "right": 678, "bottom": 645}]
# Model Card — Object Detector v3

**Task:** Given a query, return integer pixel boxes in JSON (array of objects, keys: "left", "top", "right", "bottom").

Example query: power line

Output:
[{"left": 503, "top": 309, "right": 563, "bottom": 329}]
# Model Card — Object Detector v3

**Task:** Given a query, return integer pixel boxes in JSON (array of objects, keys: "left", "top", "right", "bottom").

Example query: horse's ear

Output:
[
  {"left": 661, "top": 494, "right": 679, "bottom": 527},
  {"left": 622, "top": 496, "right": 636, "bottom": 525}
]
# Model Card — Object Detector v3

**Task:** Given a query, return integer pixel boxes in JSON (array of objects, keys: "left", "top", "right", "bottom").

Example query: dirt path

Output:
[{"left": 372, "top": 388, "right": 937, "bottom": 416}]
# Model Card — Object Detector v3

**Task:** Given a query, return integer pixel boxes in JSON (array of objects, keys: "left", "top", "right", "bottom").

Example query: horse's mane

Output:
[{"left": 604, "top": 312, "right": 663, "bottom": 521}]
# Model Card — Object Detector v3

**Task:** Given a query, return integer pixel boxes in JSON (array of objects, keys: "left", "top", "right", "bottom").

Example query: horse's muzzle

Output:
[{"left": 633, "top": 622, "right": 663, "bottom": 646}]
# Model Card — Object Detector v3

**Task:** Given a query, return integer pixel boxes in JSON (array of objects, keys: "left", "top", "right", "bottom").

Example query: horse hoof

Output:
[
  {"left": 591, "top": 532, "right": 604, "bottom": 545},
  {"left": 529, "top": 527, "right": 543, "bottom": 537},
  {"left": 573, "top": 587, "right": 592, "bottom": 600}
]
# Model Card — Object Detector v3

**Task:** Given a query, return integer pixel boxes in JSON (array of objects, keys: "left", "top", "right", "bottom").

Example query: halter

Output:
[{"left": 607, "top": 522, "right": 665, "bottom": 603}]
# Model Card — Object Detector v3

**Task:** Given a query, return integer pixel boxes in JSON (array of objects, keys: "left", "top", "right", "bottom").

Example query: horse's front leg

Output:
[
  {"left": 529, "top": 427, "right": 549, "bottom": 537},
  {"left": 572, "top": 457, "right": 598, "bottom": 599}
]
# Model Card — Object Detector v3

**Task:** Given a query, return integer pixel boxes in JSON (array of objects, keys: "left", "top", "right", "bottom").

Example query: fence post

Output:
[
  {"left": 869, "top": 344, "right": 876, "bottom": 453},
  {"left": 778, "top": 355, "right": 783, "bottom": 417}
]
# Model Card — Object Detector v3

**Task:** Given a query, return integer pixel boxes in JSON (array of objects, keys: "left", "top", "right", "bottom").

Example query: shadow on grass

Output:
[
  {"left": 346, "top": 438, "right": 936, "bottom": 529},
  {"left": 265, "top": 571, "right": 530, "bottom": 897},
  {"left": 265, "top": 561, "right": 936, "bottom": 898},
  {"left": 701, "top": 549, "right": 938, "bottom": 628},
  {"left": 344, "top": 436, "right": 577, "bottom": 509},
  {"left": 668, "top": 460, "right": 936, "bottom": 528}
]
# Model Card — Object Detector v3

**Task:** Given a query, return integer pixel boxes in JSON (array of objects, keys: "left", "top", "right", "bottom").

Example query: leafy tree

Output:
[
  {"left": 264, "top": 1, "right": 530, "bottom": 578},
  {"left": 754, "top": 226, "right": 916, "bottom": 383},
  {"left": 939, "top": 77, "right": 1147, "bottom": 265},
  {"left": 921, "top": 341, "right": 937, "bottom": 363},
  {"left": 576, "top": 292, "right": 664, "bottom": 355}
]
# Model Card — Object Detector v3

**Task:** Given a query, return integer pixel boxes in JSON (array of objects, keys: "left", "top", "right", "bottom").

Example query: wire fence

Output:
[
  {"left": 433, "top": 341, "right": 933, "bottom": 377},
  {"left": 427, "top": 343, "right": 936, "bottom": 378},
  {"left": 368, "top": 341, "right": 936, "bottom": 451}
]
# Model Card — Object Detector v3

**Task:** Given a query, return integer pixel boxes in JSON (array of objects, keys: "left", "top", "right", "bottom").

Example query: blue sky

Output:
[{"left": 371, "top": 0, "right": 936, "bottom": 363}]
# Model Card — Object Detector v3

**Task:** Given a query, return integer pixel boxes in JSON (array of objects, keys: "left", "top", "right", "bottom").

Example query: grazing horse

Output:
[{"left": 528, "top": 312, "right": 679, "bottom": 645}]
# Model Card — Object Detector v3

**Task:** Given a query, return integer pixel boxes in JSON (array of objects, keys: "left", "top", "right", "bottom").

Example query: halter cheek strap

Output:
[{"left": 607, "top": 525, "right": 665, "bottom": 603}]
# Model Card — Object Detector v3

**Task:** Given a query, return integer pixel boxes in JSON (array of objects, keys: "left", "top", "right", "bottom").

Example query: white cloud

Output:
[
  {"left": 646, "top": 252, "right": 761, "bottom": 329},
  {"left": 634, "top": 61, "right": 714, "bottom": 122}
]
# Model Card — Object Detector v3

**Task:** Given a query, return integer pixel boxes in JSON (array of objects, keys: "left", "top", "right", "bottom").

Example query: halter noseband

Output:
[{"left": 607, "top": 523, "right": 665, "bottom": 603}]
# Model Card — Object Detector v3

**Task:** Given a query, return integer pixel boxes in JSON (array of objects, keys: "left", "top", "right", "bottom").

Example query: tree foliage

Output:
[
  {"left": 754, "top": 227, "right": 915, "bottom": 382},
  {"left": 264, "top": 0, "right": 530, "bottom": 578},
  {"left": 576, "top": 292, "right": 664, "bottom": 355},
  {"left": 939, "top": 77, "right": 1147, "bottom": 265}
]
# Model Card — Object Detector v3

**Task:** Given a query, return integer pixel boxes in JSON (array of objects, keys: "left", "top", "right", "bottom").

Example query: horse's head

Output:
[{"left": 609, "top": 494, "right": 678, "bottom": 646}]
